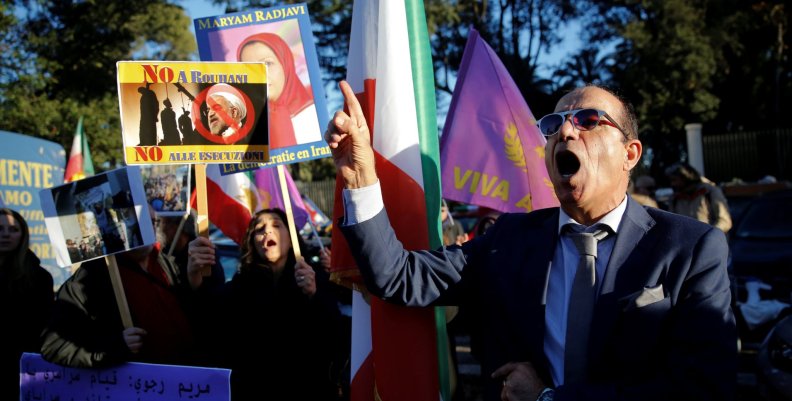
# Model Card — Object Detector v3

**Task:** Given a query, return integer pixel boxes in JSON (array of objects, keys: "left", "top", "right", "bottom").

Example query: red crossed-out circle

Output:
[{"left": 192, "top": 84, "right": 256, "bottom": 144}]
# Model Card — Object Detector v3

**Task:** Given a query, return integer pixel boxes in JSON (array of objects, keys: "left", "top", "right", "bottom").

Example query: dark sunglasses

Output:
[{"left": 537, "top": 108, "right": 628, "bottom": 139}]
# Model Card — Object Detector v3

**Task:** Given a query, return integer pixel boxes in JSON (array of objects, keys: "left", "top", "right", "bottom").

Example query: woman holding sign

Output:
[
  {"left": 0, "top": 208, "right": 53, "bottom": 399},
  {"left": 238, "top": 32, "right": 322, "bottom": 149},
  {"left": 188, "top": 208, "right": 341, "bottom": 401}
]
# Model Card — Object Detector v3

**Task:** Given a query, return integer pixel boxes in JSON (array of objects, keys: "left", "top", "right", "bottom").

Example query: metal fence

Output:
[
  {"left": 295, "top": 179, "right": 335, "bottom": 217},
  {"left": 703, "top": 129, "right": 792, "bottom": 183}
]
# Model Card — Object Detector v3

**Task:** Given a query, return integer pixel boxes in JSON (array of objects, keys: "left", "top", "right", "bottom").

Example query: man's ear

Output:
[{"left": 624, "top": 139, "right": 642, "bottom": 171}]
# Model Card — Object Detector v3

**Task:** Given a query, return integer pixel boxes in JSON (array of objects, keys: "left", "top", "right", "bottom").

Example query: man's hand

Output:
[
  {"left": 492, "top": 361, "right": 546, "bottom": 401},
  {"left": 324, "top": 81, "right": 378, "bottom": 189}
]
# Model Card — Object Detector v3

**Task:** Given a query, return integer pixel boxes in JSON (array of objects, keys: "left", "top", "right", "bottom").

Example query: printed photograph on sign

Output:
[
  {"left": 194, "top": 2, "right": 332, "bottom": 168},
  {"left": 117, "top": 61, "right": 269, "bottom": 165},
  {"left": 140, "top": 164, "right": 191, "bottom": 216},
  {"left": 39, "top": 166, "right": 156, "bottom": 266}
]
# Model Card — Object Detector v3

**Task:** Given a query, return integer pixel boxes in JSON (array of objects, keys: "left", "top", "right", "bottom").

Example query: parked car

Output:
[
  {"left": 729, "top": 189, "right": 792, "bottom": 343},
  {"left": 756, "top": 315, "right": 792, "bottom": 401},
  {"left": 730, "top": 190, "right": 792, "bottom": 299}
]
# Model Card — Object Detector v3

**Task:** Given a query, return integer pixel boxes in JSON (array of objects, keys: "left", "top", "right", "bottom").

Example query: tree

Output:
[
  {"left": 710, "top": 2, "right": 790, "bottom": 132},
  {"left": 583, "top": 0, "right": 791, "bottom": 180},
  {"left": 430, "top": 0, "right": 584, "bottom": 118},
  {"left": 551, "top": 42, "right": 614, "bottom": 90},
  {"left": 0, "top": 0, "right": 196, "bottom": 170}
]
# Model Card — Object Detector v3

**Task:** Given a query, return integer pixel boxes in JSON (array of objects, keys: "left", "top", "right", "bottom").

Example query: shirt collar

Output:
[{"left": 557, "top": 194, "right": 629, "bottom": 234}]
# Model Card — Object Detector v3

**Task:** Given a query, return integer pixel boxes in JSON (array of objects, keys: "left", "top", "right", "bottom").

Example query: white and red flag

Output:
[{"left": 330, "top": 1, "right": 449, "bottom": 400}]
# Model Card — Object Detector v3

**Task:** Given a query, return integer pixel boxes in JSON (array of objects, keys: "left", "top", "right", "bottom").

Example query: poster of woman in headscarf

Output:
[{"left": 193, "top": 2, "right": 331, "bottom": 170}]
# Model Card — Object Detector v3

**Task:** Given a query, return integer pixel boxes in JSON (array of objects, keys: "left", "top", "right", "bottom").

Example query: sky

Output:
[
  {"left": 178, "top": 1, "right": 583, "bottom": 125},
  {"left": 180, "top": 0, "right": 226, "bottom": 29}
]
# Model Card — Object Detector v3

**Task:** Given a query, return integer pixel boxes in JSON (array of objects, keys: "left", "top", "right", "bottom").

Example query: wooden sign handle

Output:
[
  {"left": 105, "top": 254, "right": 133, "bottom": 329},
  {"left": 277, "top": 165, "right": 302, "bottom": 260},
  {"left": 194, "top": 164, "right": 209, "bottom": 238}
]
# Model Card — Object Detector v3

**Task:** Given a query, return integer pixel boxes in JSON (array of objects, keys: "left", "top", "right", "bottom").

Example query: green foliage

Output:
[
  {"left": 289, "top": 157, "right": 336, "bottom": 182},
  {"left": 587, "top": 0, "right": 790, "bottom": 177},
  {"left": 0, "top": 0, "right": 196, "bottom": 171},
  {"left": 2, "top": 0, "right": 788, "bottom": 183}
]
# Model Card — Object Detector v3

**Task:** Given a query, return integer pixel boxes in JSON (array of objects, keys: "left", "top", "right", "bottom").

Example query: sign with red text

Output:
[{"left": 117, "top": 61, "right": 269, "bottom": 165}]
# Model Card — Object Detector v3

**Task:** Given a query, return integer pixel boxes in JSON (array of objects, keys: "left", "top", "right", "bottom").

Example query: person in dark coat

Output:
[
  {"left": 158, "top": 213, "right": 224, "bottom": 285},
  {"left": 40, "top": 207, "right": 215, "bottom": 369},
  {"left": 188, "top": 208, "right": 342, "bottom": 401},
  {"left": 0, "top": 208, "right": 53, "bottom": 399},
  {"left": 325, "top": 82, "right": 736, "bottom": 401}
]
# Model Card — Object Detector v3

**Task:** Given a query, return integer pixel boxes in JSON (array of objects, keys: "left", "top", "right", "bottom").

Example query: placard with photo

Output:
[
  {"left": 40, "top": 166, "right": 156, "bottom": 267},
  {"left": 117, "top": 61, "right": 269, "bottom": 165},
  {"left": 194, "top": 2, "right": 331, "bottom": 171},
  {"left": 140, "top": 164, "right": 191, "bottom": 216}
]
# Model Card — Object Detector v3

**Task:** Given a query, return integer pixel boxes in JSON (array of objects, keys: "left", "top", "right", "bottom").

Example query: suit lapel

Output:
[
  {"left": 588, "top": 198, "right": 656, "bottom": 368},
  {"left": 600, "top": 199, "right": 655, "bottom": 295}
]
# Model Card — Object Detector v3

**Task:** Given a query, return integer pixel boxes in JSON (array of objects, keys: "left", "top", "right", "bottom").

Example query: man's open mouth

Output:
[{"left": 556, "top": 150, "right": 581, "bottom": 177}]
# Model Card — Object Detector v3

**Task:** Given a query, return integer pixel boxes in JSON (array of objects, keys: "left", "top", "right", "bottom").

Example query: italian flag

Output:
[
  {"left": 195, "top": 165, "right": 259, "bottom": 245},
  {"left": 330, "top": 1, "right": 449, "bottom": 400},
  {"left": 195, "top": 165, "right": 307, "bottom": 246},
  {"left": 64, "top": 117, "right": 95, "bottom": 183}
]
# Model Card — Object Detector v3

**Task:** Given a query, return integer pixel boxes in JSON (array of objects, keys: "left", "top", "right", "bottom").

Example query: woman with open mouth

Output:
[{"left": 187, "top": 208, "right": 342, "bottom": 401}]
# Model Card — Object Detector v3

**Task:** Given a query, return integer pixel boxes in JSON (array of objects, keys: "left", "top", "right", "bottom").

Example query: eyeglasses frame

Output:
[{"left": 537, "top": 108, "right": 629, "bottom": 140}]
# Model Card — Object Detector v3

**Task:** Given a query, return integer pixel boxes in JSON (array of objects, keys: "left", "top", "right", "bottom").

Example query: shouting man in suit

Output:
[{"left": 324, "top": 82, "right": 736, "bottom": 401}]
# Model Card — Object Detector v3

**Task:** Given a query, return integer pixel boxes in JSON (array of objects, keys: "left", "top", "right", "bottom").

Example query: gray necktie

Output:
[{"left": 564, "top": 227, "right": 610, "bottom": 385}]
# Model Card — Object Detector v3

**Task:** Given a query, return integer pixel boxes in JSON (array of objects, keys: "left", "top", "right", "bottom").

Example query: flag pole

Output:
[
  {"left": 277, "top": 165, "right": 302, "bottom": 260},
  {"left": 306, "top": 217, "right": 325, "bottom": 252}
]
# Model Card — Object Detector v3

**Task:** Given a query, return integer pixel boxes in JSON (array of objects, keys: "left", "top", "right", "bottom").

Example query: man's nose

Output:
[{"left": 557, "top": 117, "right": 579, "bottom": 142}]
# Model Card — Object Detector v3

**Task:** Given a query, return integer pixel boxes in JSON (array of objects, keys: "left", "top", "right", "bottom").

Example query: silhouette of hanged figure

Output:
[
  {"left": 178, "top": 107, "right": 197, "bottom": 145},
  {"left": 160, "top": 99, "right": 181, "bottom": 146},
  {"left": 138, "top": 82, "right": 159, "bottom": 146}
]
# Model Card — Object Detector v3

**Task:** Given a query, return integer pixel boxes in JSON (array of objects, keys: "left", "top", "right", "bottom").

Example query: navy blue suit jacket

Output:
[{"left": 342, "top": 197, "right": 736, "bottom": 401}]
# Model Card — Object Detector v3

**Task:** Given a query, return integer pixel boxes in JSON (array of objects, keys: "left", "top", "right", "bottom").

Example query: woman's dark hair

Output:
[
  {"left": 0, "top": 208, "right": 34, "bottom": 285},
  {"left": 238, "top": 208, "right": 307, "bottom": 272}
]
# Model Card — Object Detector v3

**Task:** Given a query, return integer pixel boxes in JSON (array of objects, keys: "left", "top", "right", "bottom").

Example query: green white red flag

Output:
[
  {"left": 330, "top": 1, "right": 449, "bottom": 400},
  {"left": 64, "top": 117, "right": 95, "bottom": 183}
]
